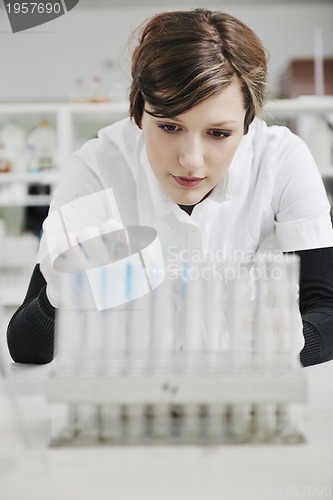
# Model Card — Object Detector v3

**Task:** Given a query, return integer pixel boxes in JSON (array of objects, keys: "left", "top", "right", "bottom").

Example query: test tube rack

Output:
[{"left": 46, "top": 256, "right": 307, "bottom": 446}]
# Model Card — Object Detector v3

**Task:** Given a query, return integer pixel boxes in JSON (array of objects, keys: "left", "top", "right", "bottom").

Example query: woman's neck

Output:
[
  {"left": 178, "top": 188, "right": 214, "bottom": 216},
  {"left": 178, "top": 204, "right": 195, "bottom": 215}
]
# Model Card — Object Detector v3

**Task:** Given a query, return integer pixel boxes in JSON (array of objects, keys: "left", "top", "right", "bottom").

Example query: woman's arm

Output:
[
  {"left": 297, "top": 246, "right": 333, "bottom": 366},
  {"left": 7, "top": 264, "right": 55, "bottom": 364}
]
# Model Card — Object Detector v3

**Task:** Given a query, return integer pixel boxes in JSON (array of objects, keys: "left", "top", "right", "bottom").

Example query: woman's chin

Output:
[
  {"left": 173, "top": 191, "right": 210, "bottom": 207},
  {"left": 167, "top": 187, "right": 204, "bottom": 206}
]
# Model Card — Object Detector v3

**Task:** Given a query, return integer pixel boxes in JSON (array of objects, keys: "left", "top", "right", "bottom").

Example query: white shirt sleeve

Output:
[{"left": 271, "top": 133, "right": 333, "bottom": 252}]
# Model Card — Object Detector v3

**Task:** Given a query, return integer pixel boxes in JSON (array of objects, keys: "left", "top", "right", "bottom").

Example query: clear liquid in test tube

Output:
[
  {"left": 204, "top": 265, "right": 228, "bottom": 372},
  {"left": 253, "top": 256, "right": 277, "bottom": 372},
  {"left": 150, "top": 275, "right": 174, "bottom": 372},
  {"left": 181, "top": 263, "right": 204, "bottom": 369},
  {"left": 55, "top": 272, "right": 88, "bottom": 376},
  {"left": 226, "top": 260, "right": 254, "bottom": 371}
]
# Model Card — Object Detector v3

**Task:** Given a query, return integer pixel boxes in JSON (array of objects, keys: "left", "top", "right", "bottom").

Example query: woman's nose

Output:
[{"left": 178, "top": 136, "right": 204, "bottom": 171}]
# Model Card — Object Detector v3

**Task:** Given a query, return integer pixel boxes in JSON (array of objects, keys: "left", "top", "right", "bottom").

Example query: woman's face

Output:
[{"left": 141, "top": 80, "right": 246, "bottom": 206}]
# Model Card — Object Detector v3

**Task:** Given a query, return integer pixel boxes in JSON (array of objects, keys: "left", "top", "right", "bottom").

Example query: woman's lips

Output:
[{"left": 172, "top": 175, "right": 205, "bottom": 187}]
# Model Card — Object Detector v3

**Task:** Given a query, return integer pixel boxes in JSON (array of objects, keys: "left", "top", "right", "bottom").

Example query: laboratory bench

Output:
[{"left": 0, "top": 355, "right": 332, "bottom": 500}]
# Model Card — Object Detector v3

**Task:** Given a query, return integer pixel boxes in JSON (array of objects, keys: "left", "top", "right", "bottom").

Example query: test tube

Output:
[
  {"left": 180, "top": 263, "right": 204, "bottom": 442},
  {"left": 277, "top": 254, "right": 302, "bottom": 370},
  {"left": 73, "top": 274, "right": 105, "bottom": 442},
  {"left": 272, "top": 254, "right": 302, "bottom": 441},
  {"left": 150, "top": 276, "right": 174, "bottom": 372},
  {"left": 97, "top": 304, "right": 127, "bottom": 441},
  {"left": 252, "top": 255, "right": 280, "bottom": 441},
  {"left": 123, "top": 262, "right": 151, "bottom": 442},
  {"left": 150, "top": 276, "right": 174, "bottom": 439},
  {"left": 52, "top": 272, "right": 91, "bottom": 442},
  {"left": 226, "top": 261, "right": 254, "bottom": 442},
  {"left": 203, "top": 264, "right": 227, "bottom": 440}
]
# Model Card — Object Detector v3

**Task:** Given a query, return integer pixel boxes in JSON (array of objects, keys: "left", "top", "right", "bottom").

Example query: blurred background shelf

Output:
[{"left": 264, "top": 96, "right": 333, "bottom": 116}]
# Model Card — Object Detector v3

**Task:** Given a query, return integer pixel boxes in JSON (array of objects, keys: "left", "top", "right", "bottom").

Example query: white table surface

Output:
[{"left": 1, "top": 358, "right": 333, "bottom": 500}]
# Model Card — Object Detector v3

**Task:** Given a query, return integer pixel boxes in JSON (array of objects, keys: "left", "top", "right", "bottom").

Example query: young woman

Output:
[{"left": 7, "top": 9, "right": 333, "bottom": 366}]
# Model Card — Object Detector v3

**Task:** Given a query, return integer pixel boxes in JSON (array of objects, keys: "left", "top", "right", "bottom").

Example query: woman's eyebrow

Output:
[
  {"left": 155, "top": 117, "right": 239, "bottom": 127},
  {"left": 149, "top": 111, "right": 240, "bottom": 127},
  {"left": 208, "top": 120, "right": 239, "bottom": 127}
]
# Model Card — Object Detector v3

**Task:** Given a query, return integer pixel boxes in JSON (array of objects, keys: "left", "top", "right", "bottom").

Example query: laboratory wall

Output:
[{"left": 0, "top": 2, "right": 332, "bottom": 101}]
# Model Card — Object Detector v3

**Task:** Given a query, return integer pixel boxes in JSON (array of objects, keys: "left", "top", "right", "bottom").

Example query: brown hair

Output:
[{"left": 129, "top": 9, "right": 268, "bottom": 133}]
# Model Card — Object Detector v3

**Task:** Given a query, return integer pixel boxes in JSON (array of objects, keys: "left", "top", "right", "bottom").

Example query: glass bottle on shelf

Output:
[
  {"left": 26, "top": 119, "right": 57, "bottom": 171},
  {"left": 0, "top": 120, "right": 26, "bottom": 173},
  {"left": 69, "top": 77, "right": 86, "bottom": 103},
  {"left": 25, "top": 144, "right": 39, "bottom": 173},
  {"left": 89, "top": 75, "right": 108, "bottom": 103},
  {"left": 108, "top": 74, "right": 126, "bottom": 103},
  {"left": 0, "top": 143, "right": 11, "bottom": 173}
]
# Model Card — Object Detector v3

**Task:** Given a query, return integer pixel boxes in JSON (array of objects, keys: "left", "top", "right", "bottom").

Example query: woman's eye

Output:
[
  {"left": 209, "top": 130, "right": 231, "bottom": 139},
  {"left": 157, "top": 124, "right": 179, "bottom": 133}
]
